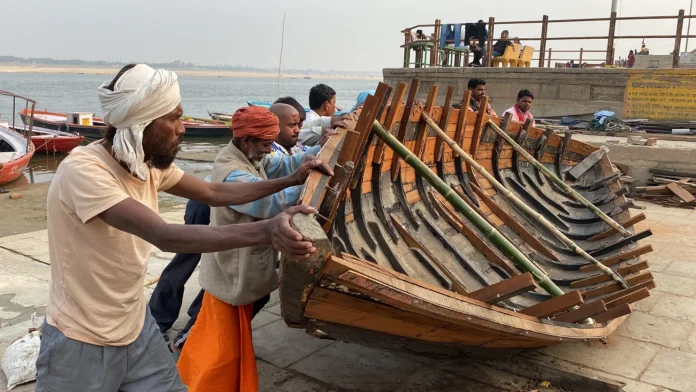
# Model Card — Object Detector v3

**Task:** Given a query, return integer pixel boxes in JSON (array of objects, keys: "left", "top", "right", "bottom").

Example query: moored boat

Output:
[
  {"left": 10, "top": 125, "right": 84, "bottom": 153},
  {"left": 20, "top": 109, "right": 230, "bottom": 138},
  {"left": 278, "top": 80, "right": 655, "bottom": 358},
  {"left": 1, "top": 91, "right": 37, "bottom": 186}
]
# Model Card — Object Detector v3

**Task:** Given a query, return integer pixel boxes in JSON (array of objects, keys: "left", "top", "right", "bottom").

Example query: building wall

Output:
[{"left": 382, "top": 68, "right": 629, "bottom": 118}]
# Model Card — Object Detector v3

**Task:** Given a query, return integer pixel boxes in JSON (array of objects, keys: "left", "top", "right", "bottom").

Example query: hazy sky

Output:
[{"left": 1, "top": 0, "right": 693, "bottom": 72}]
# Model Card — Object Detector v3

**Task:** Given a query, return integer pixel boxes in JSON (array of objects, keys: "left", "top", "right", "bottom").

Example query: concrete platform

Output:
[{"left": 1, "top": 202, "right": 692, "bottom": 391}]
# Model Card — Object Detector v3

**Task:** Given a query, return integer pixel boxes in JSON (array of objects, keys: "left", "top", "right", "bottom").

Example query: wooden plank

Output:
[
  {"left": 470, "top": 183, "right": 559, "bottom": 261},
  {"left": 430, "top": 192, "right": 518, "bottom": 277},
  {"left": 666, "top": 182, "right": 696, "bottom": 203},
  {"left": 278, "top": 213, "right": 334, "bottom": 327},
  {"left": 566, "top": 146, "right": 608, "bottom": 181},
  {"left": 467, "top": 273, "right": 536, "bottom": 304},
  {"left": 598, "top": 280, "right": 656, "bottom": 305},
  {"left": 520, "top": 291, "right": 584, "bottom": 319},
  {"left": 469, "top": 96, "right": 489, "bottom": 157},
  {"left": 605, "top": 287, "right": 651, "bottom": 309},
  {"left": 579, "top": 245, "right": 653, "bottom": 272},
  {"left": 305, "top": 287, "right": 507, "bottom": 345},
  {"left": 414, "top": 85, "right": 439, "bottom": 159},
  {"left": 593, "top": 303, "right": 632, "bottom": 323},
  {"left": 391, "top": 80, "right": 420, "bottom": 181},
  {"left": 434, "top": 86, "right": 455, "bottom": 162},
  {"left": 373, "top": 83, "right": 408, "bottom": 165},
  {"left": 299, "top": 125, "right": 349, "bottom": 207},
  {"left": 452, "top": 91, "right": 472, "bottom": 159},
  {"left": 581, "top": 272, "right": 654, "bottom": 299},
  {"left": 553, "top": 300, "right": 607, "bottom": 323},
  {"left": 587, "top": 214, "right": 647, "bottom": 242},
  {"left": 570, "top": 261, "right": 650, "bottom": 288}
]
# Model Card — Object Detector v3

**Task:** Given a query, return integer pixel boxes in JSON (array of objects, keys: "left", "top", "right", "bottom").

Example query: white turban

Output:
[{"left": 97, "top": 64, "right": 181, "bottom": 181}]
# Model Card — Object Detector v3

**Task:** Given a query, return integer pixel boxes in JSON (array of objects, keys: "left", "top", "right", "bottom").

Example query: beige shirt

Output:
[{"left": 45, "top": 143, "right": 184, "bottom": 346}]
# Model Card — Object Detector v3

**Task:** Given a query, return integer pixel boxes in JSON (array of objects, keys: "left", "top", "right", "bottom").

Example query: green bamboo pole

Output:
[
  {"left": 421, "top": 113, "right": 628, "bottom": 289},
  {"left": 486, "top": 120, "right": 631, "bottom": 238},
  {"left": 371, "top": 121, "right": 565, "bottom": 298}
]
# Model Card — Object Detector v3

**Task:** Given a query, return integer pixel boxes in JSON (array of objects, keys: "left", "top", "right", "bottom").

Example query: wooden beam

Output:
[
  {"left": 414, "top": 85, "right": 439, "bottom": 159},
  {"left": 520, "top": 291, "right": 584, "bottom": 318},
  {"left": 570, "top": 261, "right": 650, "bottom": 288},
  {"left": 434, "top": 86, "right": 455, "bottom": 162},
  {"left": 452, "top": 90, "right": 472, "bottom": 159},
  {"left": 579, "top": 245, "right": 653, "bottom": 272},
  {"left": 469, "top": 96, "right": 489, "bottom": 158},
  {"left": 593, "top": 303, "right": 631, "bottom": 323},
  {"left": 553, "top": 300, "right": 607, "bottom": 323},
  {"left": 666, "top": 182, "right": 695, "bottom": 203},
  {"left": 605, "top": 287, "right": 651, "bottom": 309},
  {"left": 587, "top": 214, "right": 647, "bottom": 241},
  {"left": 373, "top": 83, "right": 408, "bottom": 165},
  {"left": 391, "top": 79, "right": 420, "bottom": 181},
  {"left": 467, "top": 273, "right": 537, "bottom": 304}
]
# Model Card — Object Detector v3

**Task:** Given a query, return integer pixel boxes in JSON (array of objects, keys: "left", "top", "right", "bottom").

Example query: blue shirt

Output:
[{"left": 224, "top": 143, "right": 321, "bottom": 219}]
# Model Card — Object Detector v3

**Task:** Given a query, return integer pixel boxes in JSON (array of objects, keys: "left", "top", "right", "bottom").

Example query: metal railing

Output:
[{"left": 402, "top": 9, "right": 696, "bottom": 68}]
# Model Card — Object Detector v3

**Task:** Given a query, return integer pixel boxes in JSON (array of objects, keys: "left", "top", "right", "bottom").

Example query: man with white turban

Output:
[{"left": 35, "top": 64, "right": 330, "bottom": 392}]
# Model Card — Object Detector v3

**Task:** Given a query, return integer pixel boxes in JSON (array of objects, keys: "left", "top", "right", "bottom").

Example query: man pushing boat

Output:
[
  {"left": 36, "top": 64, "right": 329, "bottom": 392},
  {"left": 176, "top": 104, "right": 333, "bottom": 391}
]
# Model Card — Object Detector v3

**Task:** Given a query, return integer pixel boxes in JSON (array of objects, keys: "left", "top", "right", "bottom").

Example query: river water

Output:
[{"left": 0, "top": 72, "right": 378, "bottom": 188}]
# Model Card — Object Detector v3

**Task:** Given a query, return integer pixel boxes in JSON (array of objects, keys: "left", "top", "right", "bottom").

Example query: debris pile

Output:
[{"left": 632, "top": 168, "right": 696, "bottom": 208}]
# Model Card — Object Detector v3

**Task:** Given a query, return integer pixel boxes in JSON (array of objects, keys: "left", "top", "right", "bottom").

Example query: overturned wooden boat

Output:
[{"left": 278, "top": 80, "right": 654, "bottom": 357}]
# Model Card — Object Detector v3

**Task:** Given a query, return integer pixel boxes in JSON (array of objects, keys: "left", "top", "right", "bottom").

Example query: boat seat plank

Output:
[
  {"left": 520, "top": 291, "right": 584, "bottom": 318},
  {"left": 579, "top": 245, "right": 653, "bottom": 272},
  {"left": 605, "top": 287, "right": 651, "bottom": 309},
  {"left": 570, "top": 261, "right": 650, "bottom": 288},
  {"left": 466, "top": 273, "right": 536, "bottom": 304},
  {"left": 597, "top": 280, "right": 656, "bottom": 304},
  {"left": 593, "top": 303, "right": 632, "bottom": 323},
  {"left": 581, "top": 271, "right": 654, "bottom": 299},
  {"left": 553, "top": 300, "right": 607, "bottom": 323}
]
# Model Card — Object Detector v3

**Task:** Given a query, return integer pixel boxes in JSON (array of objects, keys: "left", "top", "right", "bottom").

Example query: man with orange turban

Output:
[{"left": 177, "top": 106, "right": 333, "bottom": 392}]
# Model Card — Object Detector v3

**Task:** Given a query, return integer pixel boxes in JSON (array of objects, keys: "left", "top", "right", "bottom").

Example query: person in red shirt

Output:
[{"left": 627, "top": 50, "right": 636, "bottom": 68}]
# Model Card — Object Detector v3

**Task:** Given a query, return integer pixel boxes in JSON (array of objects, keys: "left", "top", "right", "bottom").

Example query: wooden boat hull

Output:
[{"left": 278, "top": 80, "right": 654, "bottom": 357}]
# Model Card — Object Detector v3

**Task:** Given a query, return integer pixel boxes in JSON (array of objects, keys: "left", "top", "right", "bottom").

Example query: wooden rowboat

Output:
[
  {"left": 0, "top": 125, "right": 35, "bottom": 186},
  {"left": 278, "top": 80, "right": 654, "bottom": 357},
  {"left": 10, "top": 125, "right": 84, "bottom": 153}
]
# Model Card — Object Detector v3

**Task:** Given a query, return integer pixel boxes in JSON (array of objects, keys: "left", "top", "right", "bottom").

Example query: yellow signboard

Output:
[{"left": 624, "top": 69, "right": 696, "bottom": 120}]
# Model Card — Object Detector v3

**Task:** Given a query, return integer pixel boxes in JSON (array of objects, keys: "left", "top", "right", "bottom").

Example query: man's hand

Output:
[
  {"left": 319, "top": 127, "right": 338, "bottom": 147},
  {"left": 267, "top": 205, "right": 317, "bottom": 259},
  {"left": 330, "top": 114, "right": 349, "bottom": 126},
  {"left": 292, "top": 154, "right": 334, "bottom": 185}
]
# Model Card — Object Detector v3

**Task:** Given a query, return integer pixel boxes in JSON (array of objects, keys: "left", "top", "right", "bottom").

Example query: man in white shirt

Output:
[
  {"left": 298, "top": 84, "right": 346, "bottom": 146},
  {"left": 503, "top": 89, "right": 536, "bottom": 126}
]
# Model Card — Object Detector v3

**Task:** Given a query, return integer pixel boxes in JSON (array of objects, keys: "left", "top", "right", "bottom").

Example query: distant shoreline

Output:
[{"left": 0, "top": 64, "right": 381, "bottom": 80}]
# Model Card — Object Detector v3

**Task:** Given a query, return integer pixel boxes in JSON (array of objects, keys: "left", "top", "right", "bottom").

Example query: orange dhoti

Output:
[{"left": 177, "top": 292, "right": 258, "bottom": 392}]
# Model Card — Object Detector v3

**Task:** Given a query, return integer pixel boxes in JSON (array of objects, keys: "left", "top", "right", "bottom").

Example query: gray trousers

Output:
[{"left": 35, "top": 307, "right": 186, "bottom": 392}]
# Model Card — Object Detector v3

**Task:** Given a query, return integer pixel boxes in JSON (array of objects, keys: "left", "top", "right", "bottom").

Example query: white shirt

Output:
[{"left": 298, "top": 110, "right": 332, "bottom": 146}]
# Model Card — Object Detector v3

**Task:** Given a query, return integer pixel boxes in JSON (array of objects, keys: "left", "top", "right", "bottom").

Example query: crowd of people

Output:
[{"left": 34, "top": 64, "right": 534, "bottom": 392}]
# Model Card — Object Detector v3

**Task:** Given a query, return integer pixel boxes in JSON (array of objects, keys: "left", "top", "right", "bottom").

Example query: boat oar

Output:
[
  {"left": 371, "top": 120, "right": 565, "bottom": 298},
  {"left": 420, "top": 113, "right": 629, "bottom": 289},
  {"left": 486, "top": 120, "right": 631, "bottom": 238}
]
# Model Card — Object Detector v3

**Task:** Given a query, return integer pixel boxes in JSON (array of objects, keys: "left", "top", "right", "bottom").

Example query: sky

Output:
[{"left": 0, "top": 0, "right": 694, "bottom": 72}]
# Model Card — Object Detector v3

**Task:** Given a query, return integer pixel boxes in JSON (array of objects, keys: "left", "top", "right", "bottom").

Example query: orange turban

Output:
[{"left": 231, "top": 107, "right": 280, "bottom": 141}]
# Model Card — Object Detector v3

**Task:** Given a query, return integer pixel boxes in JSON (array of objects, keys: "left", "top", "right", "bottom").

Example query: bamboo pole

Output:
[
  {"left": 371, "top": 121, "right": 564, "bottom": 297},
  {"left": 486, "top": 120, "right": 631, "bottom": 238},
  {"left": 421, "top": 113, "right": 628, "bottom": 289}
]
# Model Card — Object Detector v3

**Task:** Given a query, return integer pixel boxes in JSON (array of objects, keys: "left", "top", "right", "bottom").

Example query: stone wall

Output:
[
  {"left": 382, "top": 68, "right": 630, "bottom": 118},
  {"left": 633, "top": 55, "right": 673, "bottom": 69}
]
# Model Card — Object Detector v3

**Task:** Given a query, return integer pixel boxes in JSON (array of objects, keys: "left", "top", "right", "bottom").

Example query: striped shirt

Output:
[{"left": 223, "top": 143, "right": 321, "bottom": 219}]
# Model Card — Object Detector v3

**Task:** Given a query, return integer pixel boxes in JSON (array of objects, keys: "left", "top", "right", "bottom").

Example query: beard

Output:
[
  {"left": 246, "top": 148, "right": 266, "bottom": 170},
  {"left": 145, "top": 143, "right": 181, "bottom": 170}
]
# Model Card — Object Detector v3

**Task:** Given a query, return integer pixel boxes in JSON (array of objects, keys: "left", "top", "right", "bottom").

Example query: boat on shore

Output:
[
  {"left": 278, "top": 80, "right": 654, "bottom": 358},
  {"left": 20, "top": 109, "right": 231, "bottom": 138},
  {"left": 1, "top": 91, "right": 37, "bottom": 186}
]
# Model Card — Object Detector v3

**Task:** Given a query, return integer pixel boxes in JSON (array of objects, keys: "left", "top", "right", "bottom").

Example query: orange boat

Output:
[{"left": 1, "top": 91, "right": 38, "bottom": 186}]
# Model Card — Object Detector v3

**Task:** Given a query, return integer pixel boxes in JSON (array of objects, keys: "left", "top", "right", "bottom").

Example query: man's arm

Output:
[
  {"left": 99, "top": 198, "right": 317, "bottom": 258},
  {"left": 166, "top": 173, "right": 297, "bottom": 207}
]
